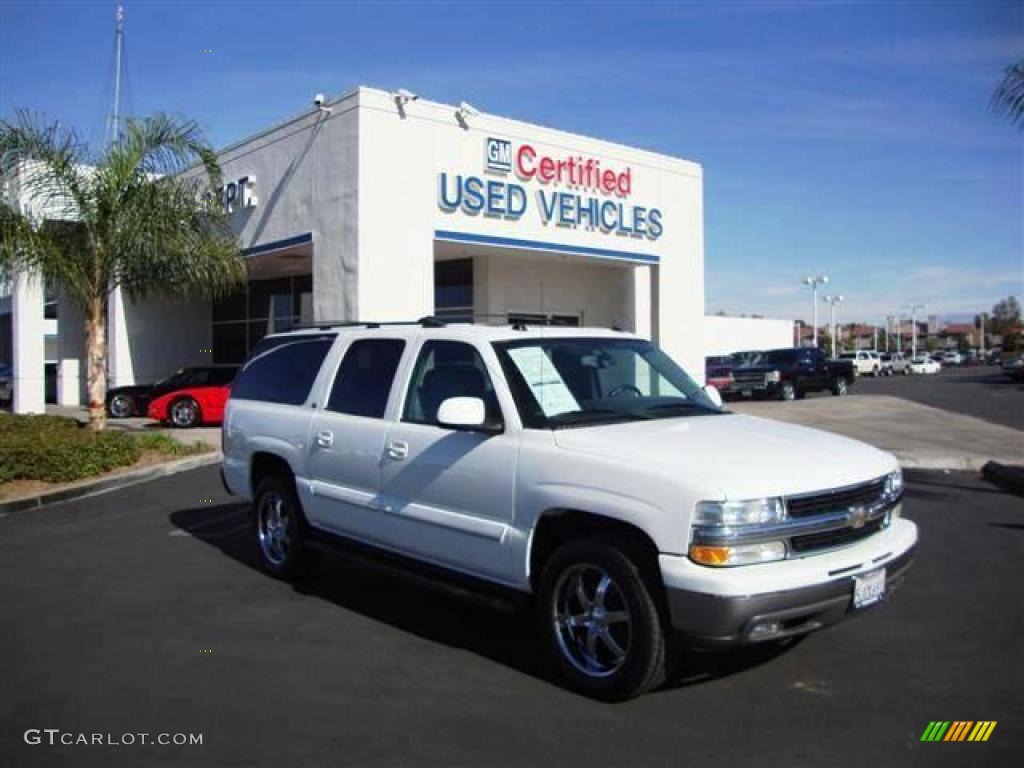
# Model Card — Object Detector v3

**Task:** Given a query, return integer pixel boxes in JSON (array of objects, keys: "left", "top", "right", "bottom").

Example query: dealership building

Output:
[{"left": 3, "top": 86, "right": 787, "bottom": 412}]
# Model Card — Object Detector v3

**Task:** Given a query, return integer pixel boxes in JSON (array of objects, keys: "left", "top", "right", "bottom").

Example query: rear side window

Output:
[
  {"left": 231, "top": 338, "right": 335, "bottom": 405},
  {"left": 326, "top": 339, "right": 406, "bottom": 418}
]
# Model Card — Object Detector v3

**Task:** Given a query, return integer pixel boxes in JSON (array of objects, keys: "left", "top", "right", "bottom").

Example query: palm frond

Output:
[{"left": 992, "top": 59, "right": 1024, "bottom": 129}]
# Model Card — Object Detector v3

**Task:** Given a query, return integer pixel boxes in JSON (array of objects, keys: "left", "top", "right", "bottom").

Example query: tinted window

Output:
[
  {"left": 403, "top": 341, "right": 501, "bottom": 427},
  {"left": 208, "top": 367, "right": 239, "bottom": 385},
  {"left": 231, "top": 338, "right": 334, "bottom": 405},
  {"left": 326, "top": 339, "right": 406, "bottom": 418}
]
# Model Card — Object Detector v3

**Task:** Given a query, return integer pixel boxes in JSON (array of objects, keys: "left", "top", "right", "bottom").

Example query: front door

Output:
[{"left": 378, "top": 340, "right": 518, "bottom": 583}]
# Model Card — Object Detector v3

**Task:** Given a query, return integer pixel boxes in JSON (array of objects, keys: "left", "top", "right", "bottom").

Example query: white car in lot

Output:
[
  {"left": 221, "top": 321, "right": 916, "bottom": 700},
  {"left": 909, "top": 356, "right": 941, "bottom": 375},
  {"left": 838, "top": 350, "right": 881, "bottom": 377}
]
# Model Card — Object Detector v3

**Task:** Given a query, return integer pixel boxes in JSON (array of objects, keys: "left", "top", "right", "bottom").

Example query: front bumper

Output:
[{"left": 661, "top": 518, "right": 917, "bottom": 647}]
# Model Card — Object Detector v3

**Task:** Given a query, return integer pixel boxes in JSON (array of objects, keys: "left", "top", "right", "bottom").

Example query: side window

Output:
[
  {"left": 326, "top": 339, "right": 406, "bottom": 418},
  {"left": 402, "top": 341, "right": 502, "bottom": 427},
  {"left": 231, "top": 338, "right": 334, "bottom": 405}
]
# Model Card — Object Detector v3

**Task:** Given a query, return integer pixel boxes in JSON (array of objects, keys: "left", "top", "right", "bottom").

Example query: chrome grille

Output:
[{"left": 785, "top": 478, "right": 886, "bottom": 519}]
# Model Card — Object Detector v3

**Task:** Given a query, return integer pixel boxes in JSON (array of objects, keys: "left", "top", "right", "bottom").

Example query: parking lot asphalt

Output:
[
  {"left": 851, "top": 366, "right": 1024, "bottom": 431},
  {"left": 2, "top": 465, "right": 1020, "bottom": 767}
]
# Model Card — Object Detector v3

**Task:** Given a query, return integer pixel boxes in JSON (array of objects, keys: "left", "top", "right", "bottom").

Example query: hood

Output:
[{"left": 552, "top": 413, "right": 896, "bottom": 500}]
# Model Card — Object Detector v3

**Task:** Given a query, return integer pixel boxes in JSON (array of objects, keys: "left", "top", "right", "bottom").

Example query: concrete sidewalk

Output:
[
  {"left": 730, "top": 394, "right": 1023, "bottom": 470},
  {"left": 45, "top": 404, "right": 221, "bottom": 451}
]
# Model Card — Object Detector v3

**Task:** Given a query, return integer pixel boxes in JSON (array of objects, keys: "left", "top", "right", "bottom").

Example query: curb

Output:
[
  {"left": 895, "top": 455, "right": 1022, "bottom": 472},
  {"left": 0, "top": 452, "right": 223, "bottom": 515}
]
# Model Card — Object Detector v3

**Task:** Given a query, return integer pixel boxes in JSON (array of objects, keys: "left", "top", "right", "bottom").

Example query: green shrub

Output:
[
  {"left": 133, "top": 432, "right": 208, "bottom": 456},
  {"left": 0, "top": 414, "right": 208, "bottom": 484}
]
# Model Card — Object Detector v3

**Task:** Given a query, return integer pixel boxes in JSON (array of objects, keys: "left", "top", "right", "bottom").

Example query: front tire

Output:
[
  {"left": 169, "top": 397, "right": 201, "bottom": 428},
  {"left": 780, "top": 381, "right": 797, "bottom": 401},
  {"left": 538, "top": 540, "right": 667, "bottom": 701},
  {"left": 832, "top": 376, "right": 849, "bottom": 396},
  {"left": 253, "top": 475, "right": 319, "bottom": 579}
]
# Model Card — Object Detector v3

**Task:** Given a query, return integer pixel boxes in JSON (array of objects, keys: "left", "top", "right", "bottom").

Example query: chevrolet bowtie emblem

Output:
[{"left": 849, "top": 506, "right": 869, "bottom": 529}]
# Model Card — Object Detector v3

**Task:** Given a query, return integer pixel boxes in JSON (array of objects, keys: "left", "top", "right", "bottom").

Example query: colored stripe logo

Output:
[{"left": 920, "top": 721, "right": 997, "bottom": 742}]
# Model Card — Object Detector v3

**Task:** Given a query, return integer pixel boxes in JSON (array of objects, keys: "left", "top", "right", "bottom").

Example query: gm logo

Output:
[{"left": 485, "top": 137, "right": 512, "bottom": 172}]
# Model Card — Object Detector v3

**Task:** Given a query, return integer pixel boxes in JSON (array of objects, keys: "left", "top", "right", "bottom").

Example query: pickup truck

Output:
[
  {"left": 730, "top": 347, "right": 857, "bottom": 401},
  {"left": 221, "top": 322, "right": 915, "bottom": 700}
]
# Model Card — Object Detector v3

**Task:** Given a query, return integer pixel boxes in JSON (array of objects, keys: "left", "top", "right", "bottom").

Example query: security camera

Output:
[
  {"left": 458, "top": 101, "right": 480, "bottom": 117},
  {"left": 313, "top": 93, "right": 332, "bottom": 114},
  {"left": 394, "top": 88, "right": 419, "bottom": 106}
]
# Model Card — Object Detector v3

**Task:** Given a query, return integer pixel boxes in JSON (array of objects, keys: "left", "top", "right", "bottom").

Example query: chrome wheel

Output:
[
  {"left": 109, "top": 394, "right": 133, "bottom": 418},
  {"left": 835, "top": 377, "right": 848, "bottom": 395},
  {"left": 170, "top": 398, "right": 198, "bottom": 428},
  {"left": 257, "top": 491, "right": 291, "bottom": 567},
  {"left": 552, "top": 564, "right": 632, "bottom": 678}
]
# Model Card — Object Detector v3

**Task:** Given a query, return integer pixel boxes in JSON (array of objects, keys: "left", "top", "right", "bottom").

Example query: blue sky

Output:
[{"left": 2, "top": 0, "right": 1021, "bottom": 324}]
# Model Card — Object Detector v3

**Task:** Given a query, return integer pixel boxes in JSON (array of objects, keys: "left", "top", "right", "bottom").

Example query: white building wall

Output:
[
  {"left": 354, "top": 87, "right": 705, "bottom": 374},
  {"left": 203, "top": 98, "right": 361, "bottom": 324},
  {"left": 703, "top": 315, "right": 795, "bottom": 357}
]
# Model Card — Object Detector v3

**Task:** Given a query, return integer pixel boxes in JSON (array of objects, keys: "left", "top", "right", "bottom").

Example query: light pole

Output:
[
  {"left": 803, "top": 274, "right": 829, "bottom": 348},
  {"left": 904, "top": 303, "right": 926, "bottom": 359},
  {"left": 823, "top": 294, "right": 844, "bottom": 359},
  {"left": 978, "top": 313, "right": 986, "bottom": 357}
]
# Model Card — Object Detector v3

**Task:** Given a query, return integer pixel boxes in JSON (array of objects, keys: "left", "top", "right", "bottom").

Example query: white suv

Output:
[
  {"left": 838, "top": 350, "right": 881, "bottom": 377},
  {"left": 221, "top": 321, "right": 916, "bottom": 700}
]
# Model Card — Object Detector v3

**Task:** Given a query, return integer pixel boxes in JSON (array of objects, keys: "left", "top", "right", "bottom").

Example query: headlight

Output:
[
  {"left": 765, "top": 370, "right": 781, "bottom": 383},
  {"left": 884, "top": 469, "right": 903, "bottom": 498},
  {"left": 694, "top": 497, "right": 786, "bottom": 527}
]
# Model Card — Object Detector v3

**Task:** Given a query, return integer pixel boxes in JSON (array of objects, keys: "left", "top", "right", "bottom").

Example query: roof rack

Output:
[{"left": 292, "top": 316, "right": 448, "bottom": 331}]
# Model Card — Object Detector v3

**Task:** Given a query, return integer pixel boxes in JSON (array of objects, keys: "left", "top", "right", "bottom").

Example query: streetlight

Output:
[
  {"left": 823, "top": 294, "right": 844, "bottom": 358},
  {"left": 903, "top": 303, "right": 926, "bottom": 359},
  {"left": 803, "top": 274, "right": 829, "bottom": 347}
]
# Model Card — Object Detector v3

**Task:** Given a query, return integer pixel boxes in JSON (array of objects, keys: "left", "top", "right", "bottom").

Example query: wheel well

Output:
[
  {"left": 529, "top": 510, "right": 662, "bottom": 592},
  {"left": 250, "top": 452, "right": 295, "bottom": 496}
]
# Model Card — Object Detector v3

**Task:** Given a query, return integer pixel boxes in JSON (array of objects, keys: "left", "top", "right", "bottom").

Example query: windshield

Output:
[
  {"left": 747, "top": 349, "right": 796, "bottom": 366},
  {"left": 493, "top": 337, "right": 723, "bottom": 429}
]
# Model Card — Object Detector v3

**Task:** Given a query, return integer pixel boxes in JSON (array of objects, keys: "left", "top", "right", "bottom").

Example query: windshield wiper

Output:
[
  {"left": 549, "top": 409, "right": 652, "bottom": 429},
  {"left": 640, "top": 402, "right": 720, "bottom": 417}
]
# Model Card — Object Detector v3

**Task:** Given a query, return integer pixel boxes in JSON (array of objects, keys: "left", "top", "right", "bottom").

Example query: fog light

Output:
[
  {"left": 750, "top": 621, "right": 781, "bottom": 638},
  {"left": 689, "top": 540, "right": 786, "bottom": 567}
]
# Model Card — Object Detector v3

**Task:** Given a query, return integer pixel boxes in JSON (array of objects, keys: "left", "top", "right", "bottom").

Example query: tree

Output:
[
  {"left": 992, "top": 59, "right": 1024, "bottom": 129},
  {"left": 991, "top": 295, "right": 1021, "bottom": 335},
  {"left": 0, "top": 111, "right": 245, "bottom": 429}
]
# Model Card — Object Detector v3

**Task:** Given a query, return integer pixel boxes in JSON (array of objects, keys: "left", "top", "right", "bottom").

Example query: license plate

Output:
[
  {"left": 741, "top": 389, "right": 752, "bottom": 397},
  {"left": 853, "top": 569, "right": 886, "bottom": 609}
]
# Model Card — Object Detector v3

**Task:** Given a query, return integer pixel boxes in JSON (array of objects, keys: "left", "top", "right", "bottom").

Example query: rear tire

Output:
[
  {"left": 253, "top": 475, "right": 320, "bottom": 579},
  {"left": 537, "top": 539, "right": 667, "bottom": 701},
  {"left": 780, "top": 382, "right": 797, "bottom": 401},
  {"left": 169, "top": 397, "right": 201, "bottom": 428},
  {"left": 108, "top": 393, "right": 135, "bottom": 418},
  {"left": 831, "top": 376, "right": 849, "bottom": 396}
]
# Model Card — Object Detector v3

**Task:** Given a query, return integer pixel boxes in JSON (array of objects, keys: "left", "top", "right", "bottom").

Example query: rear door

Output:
[
  {"left": 303, "top": 337, "right": 409, "bottom": 536},
  {"left": 377, "top": 339, "right": 519, "bottom": 583}
]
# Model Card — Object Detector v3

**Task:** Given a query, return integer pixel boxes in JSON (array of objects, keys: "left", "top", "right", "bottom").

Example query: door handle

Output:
[
  {"left": 315, "top": 430, "right": 334, "bottom": 448},
  {"left": 386, "top": 440, "right": 409, "bottom": 460}
]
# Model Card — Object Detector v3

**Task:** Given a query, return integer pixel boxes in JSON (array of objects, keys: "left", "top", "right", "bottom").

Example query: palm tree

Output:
[
  {"left": 0, "top": 111, "right": 245, "bottom": 429},
  {"left": 992, "top": 58, "right": 1024, "bottom": 128}
]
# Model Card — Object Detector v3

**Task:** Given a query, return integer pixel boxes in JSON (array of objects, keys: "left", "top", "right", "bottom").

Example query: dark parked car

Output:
[
  {"left": 106, "top": 366, "right": 239, "bottom": 418},
  {"left": 730, "top": 347, "right": 856, "bottom": 401}
]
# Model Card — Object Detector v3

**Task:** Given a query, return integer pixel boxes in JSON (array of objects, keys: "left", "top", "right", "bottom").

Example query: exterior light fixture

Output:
[{"left": 803, "top": 274, "right": 829, "bottom": 348}]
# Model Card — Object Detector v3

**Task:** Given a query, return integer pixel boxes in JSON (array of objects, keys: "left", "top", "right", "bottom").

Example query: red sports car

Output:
[{"left": 147, "top": 384, "right": 231, "bottom": 428}]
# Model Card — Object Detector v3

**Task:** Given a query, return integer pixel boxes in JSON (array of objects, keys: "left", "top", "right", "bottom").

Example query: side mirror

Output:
[
  {"left": 437, "top": 397, "right": 499, "bottom": 433},
  {"left": 702, "top": 384, "right": 723, "bottom": 409}
]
